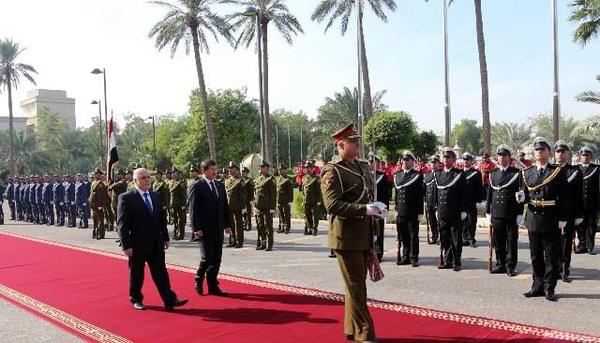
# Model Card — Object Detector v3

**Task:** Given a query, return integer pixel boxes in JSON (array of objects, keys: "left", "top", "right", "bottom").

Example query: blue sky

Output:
[{"left": 0, "top": 0, "right": 598, "bottom": 136}]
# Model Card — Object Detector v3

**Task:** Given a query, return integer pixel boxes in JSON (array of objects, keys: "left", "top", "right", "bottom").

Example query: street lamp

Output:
[
  {"left": 91, "top": 100, "right": 104, "bottom": 169},
  {"left": 551, "top": 0, "right": 561, "bottom": 142},
  {"left": 146, "top": 116, "right": 157, "bottom": 168},
  {"left": 91, "top": 67, "right": 109, "bottom": 149},
  {"left": 243, "top": 6, "right": 267, "bottom": 161},
  {"left": 355, "top": 0, "right": 365, "bottom": 158},
  {"left": 442, "top": 0, "right": 452, "bottom": 146}
]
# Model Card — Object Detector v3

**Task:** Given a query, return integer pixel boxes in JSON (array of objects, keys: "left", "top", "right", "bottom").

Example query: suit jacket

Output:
[
  {"left": 188, "top": 178, "right": 231, "bottom": 240},
  {"left": 486, "top": 166, "right": 523, "bottom": 219},
  {"left": 117, "top": 189, "right": 169, "bottom": 253},
  {"left": 580, "top": 163, "right": 600, "bottom": 212},
  {"left": 562, "top": 164, "right": 584, "bottom": 219},
  {"left": 521, "top": 164, "right": 568, "bottom": 233},
  {"left": 463, "top": 168, "right": 485, "bottom": 210},
  {"left": 434, "top": 168, "right": 466, "bottom": 219},
  {"left": 394, "top": 169, "right": 423, "bottom": 218},
  {"left": 376, "top": 170, "right": 391, "bottom": 207},
  {"left": 423, "top": 171, "right": 437, "bottom": 209}
]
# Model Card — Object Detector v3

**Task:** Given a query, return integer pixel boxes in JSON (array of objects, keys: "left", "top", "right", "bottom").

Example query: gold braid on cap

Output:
[{"left": 521, "top": 166, "right": 561, "bottom": 192}]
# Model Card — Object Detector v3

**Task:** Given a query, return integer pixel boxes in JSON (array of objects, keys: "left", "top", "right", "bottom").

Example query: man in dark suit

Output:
[
  {"left": 117, "top": 168, "right": 188, "bottom": 311},
  {"left": 394, "top": 152, "right": 423, "bottom": 266},
  {"left": 577, "top": 146, "right": 599, "bottom": 255},
  {"left": 188, "top": 159, "right": 232, "bottom": 297}
]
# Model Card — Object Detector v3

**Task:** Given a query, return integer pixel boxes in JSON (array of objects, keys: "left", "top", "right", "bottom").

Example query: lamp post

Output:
[
  {"left": 91, "top": 68, "right": 109, "bottom": 148},
  {"left": 243, "top": 6, "right": 267, "bottom": 161},
  {"left": 146, "top": 116, "right": 157, "bottom": 168},
  {"left": 91, "top": 100, "right": 104, "bottom": 169},
  {"left": 442, "top": 0, "right": 452, "bottom": 146},
  {"left": 355, "top": 0, "right": 365, "bottom": 158},
  {"left": 551, "top": 0, "right": 561, "bottom": 142}
]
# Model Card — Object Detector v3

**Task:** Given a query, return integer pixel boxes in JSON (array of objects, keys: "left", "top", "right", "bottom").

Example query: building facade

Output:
[
  {"left": 20, "top": 89, "right": 76, "bottom": 131},
  {"left": 0, "top": 116, "right": 28, "bottom": 133}
]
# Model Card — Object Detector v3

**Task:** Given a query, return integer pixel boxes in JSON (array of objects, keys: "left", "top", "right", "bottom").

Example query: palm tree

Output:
[
  {"left": 569, "top": 0, "right": 600, "bottom": 46},
  {"left": 226, "top": 0, "right": 303, "bottom": 163},
  {"left": 473, "top": 0, "right": 491, "bottom": 155},
  {"left": 311, "top": 0, "right": 397, "bottom": 123},
  {"left": 0, "top": 38, "right": 37, "bottom": 175},
  {"left": 148, "top": 0, "right": 233, "bottom": 161},
  {"left": 576, "top": 75, "right": 600, "bottom": 105}
]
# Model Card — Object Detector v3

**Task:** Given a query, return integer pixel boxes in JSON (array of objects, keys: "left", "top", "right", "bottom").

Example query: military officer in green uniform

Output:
[
  {"left": 165, "top": 168, "right": 174, "bottom": 225},
  {"left": 254, "top": 161, "right": 277, "bottom": 251},
  {"left": 108, "top": 169, "right": 128, "bottom": 230},
  {"left": 187, "top": 165, "right": 201, "bottom": 242},
  {"left": 302, "top": 161, "right": 322, "bottom": 236},
  {"left": 170, "top": 167, "right": 188, "bottom": 240},
  {"left": 275, "top": 164, "right": 294, "bottom": 234},
  {"left": 125, "top": 170, "right": 135, "bottom": 191},
  {"left": 242, "top": 167, "right": 254, "bottom": 231},
  {"left": 89, "top": 168, "right": 110, "bottom": 240},
  {"left": 225, "top": 162, "right": 246, "bottom": 248},
  {"left": 152, "top": 169, "right": 171, "bottom": 224},
  {"left": 321, "top": 123, "right": 381, "bottom": 342}
]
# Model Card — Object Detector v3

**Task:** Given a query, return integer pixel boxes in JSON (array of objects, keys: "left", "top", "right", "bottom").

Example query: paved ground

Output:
[{"left": 1, "top": 204, "right": 599, "bottom": 341}]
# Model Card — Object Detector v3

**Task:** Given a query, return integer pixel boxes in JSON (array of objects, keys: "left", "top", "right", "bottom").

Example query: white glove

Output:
[
  {"left": 269, "top": 209, "right": 275, "bottom": 214},
  {"left": 460, "top": 212, "right": 467, "bottom": 221},
  {"left": 559, "top": 221, "right": 567, "bottom": 230},
  {"left": 60, "top": 202, "right": 64, "bottom": 205},
  {"left": 317, "top": 202, "right": 321, "bottom": 206},
  {"left": 98, "top": 207, "right": 103, "bottom": 210},
  {"left": 83, "top": 203, "right": 87, "bottom": 206},
  {"left": 485, "top": 213, "right": 491, "bottom": 221},
  {"left": 241, "top": 208, "right": 247, "bottom": 214},
  {"left": 181, "top": 206, "right": 186, "bottom": 209},
  {"left": 70, "top": 201, "right": 75, "bottom": 205},
  {"left": 435, "top": 211, "right": 439, "bottom": 220},
  {"left": 517, "top": 215, "right": 524, "bottom": 225},
  {"left": 366, "top": 204, "right": 383, "bottom": 218},
  {"left": 575, "top": 218, "right": 583, "bottom": 226}
]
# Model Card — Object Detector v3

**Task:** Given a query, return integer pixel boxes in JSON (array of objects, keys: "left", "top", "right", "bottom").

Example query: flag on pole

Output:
[{"left": 106, "top": 112, "right": 119, "bottom": 183}]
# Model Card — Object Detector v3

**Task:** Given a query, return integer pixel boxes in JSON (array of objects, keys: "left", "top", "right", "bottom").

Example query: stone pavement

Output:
[{"left": 1, "top": 206, "right": 599, "bottom": 341}]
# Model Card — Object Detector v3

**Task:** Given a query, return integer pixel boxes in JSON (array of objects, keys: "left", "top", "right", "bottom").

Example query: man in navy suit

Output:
[
  {"left": 188, "top": 159, "right": 232, "bottom": 297},
  {"left": 117, "top": 168, "right": 188, "bottom": 311}
]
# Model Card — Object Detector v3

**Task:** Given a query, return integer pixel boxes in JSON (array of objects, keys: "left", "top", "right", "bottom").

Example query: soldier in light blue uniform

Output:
[
  {"left": 53, "top": 174, "right": 66, "bottom": 226},
  {"left": 42, "top": 174, "right": 55, "bottom": 225},
  {"left": 65, "top": 174, "right": 77, "bottom": 227},
  {"left": 5, "top": 177, "right": 16, "bottom": 221},
  {"left": 75, "top": 173, "right": 90, "bottom": 228},
  {"left": 36, "top": 176, "right": 46, "bottom": 224}
]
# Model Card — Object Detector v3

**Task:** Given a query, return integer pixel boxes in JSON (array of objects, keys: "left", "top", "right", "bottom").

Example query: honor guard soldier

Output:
[
  {"left": 187, "top": 165, "right": 201, "bottom": 242},
  {"left": 75, "top": 173, "right": 90, "bottom": 228},
  {"left": 225, "top": 162, "right": 246, "bottom": 248},
  {"left": 254, "top": 161, "right": 277, "bottom": 250},
  {"left": 576, "top": 146, "right": 599, "bottom": 255},
  {"left": 519, "top": 137, "right": 568, "bottom": 301},
  {"left": 65, "top": 175, "right": 77, "bottom": 227},
  {"left": 372, "top": 155, "right": 391, "bottom": 261},
  {"left": 14, "top": 177, "right": 23, "bottom": 221},
  {"left": 36, "top": 176, "right": 45, "bottom": 224},
  {"left": 486, "top": 145, "right": 524, "bottom": 276},
  {"left": 5, "top": 177, "right": 16, "bottom": 221},
  {"left": 23, "top": 177, "right": 32, "bottom": 222},
  {"left": 109, "top": 170, "right": 128, "bottom": 224},
  {"left": 241, "top": 167, "right": 254, "bottom": 231},
  {"left": 42, "top": 174, "right": 54, "bottom": 225},
  {"left": 52, "top": 174, "right": 66, "bottom": 226},
  {"left": 554, "top": 140, "right": 584, "bottom": 282},
  {"left": 302, "top": 161, "right": 322, "bottom": 236},
  {"left": 150, "top": 170, "right": 170, "bottom": 225},
  {"left": 321, "top": 123, "right": 380, "bottom": 342},
  {"left": 394, "top": 152, "right": 423, "bottom": 266},
  {"left": 461, "top": 153, "right": 484, "bottom": 247},
  {"left": 275, "top": 164, "right": 293, "bottom": 234},
  {"left": 0, "top": 183, "right": 4, "bottom": 224},
  {"left": 170, "top": 167, "right": 188, "bottom": 240},
  {"left": 165, "top": 168, "right": 174, "bottom": 225},
  {"left": 90, "top": 169, "right": 110, "bottom": 239},
  {"left": 423, "top": 155, "right": 441, "bottom": 244},
  {"left": 126, "top": 170, "right": 135, "bottom": 191},
  {"left": 435, "top": 147, "right": 467, "bottom": 271}
]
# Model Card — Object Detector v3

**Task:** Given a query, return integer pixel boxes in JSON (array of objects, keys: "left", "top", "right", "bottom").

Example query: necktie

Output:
[
  {"left": 210, "top": 181, "right": 218, "bottom": 198},
  {"left": 538, "top": 168, "right": 544, "bottom": 177},
  {"left": 143, "top": 192, "right": 153, "bottom": 214}
]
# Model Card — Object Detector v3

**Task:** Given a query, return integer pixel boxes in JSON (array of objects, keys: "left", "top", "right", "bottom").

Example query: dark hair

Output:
[{"left": 200, "top": 159, "right": 217, "bottom": 171}]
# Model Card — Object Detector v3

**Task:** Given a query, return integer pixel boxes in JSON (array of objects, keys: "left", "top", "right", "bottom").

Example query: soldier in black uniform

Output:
[
  {"left": 520, "top": 137, "right": 568, "bottom": 301},
  {"left": 486, "top": 145, "right": 523, "bottom": 276},
  {"left": 554, "top": 140, "right": 584, "bottom": 283},
  {"left": 423, "top": 155, "right": 441, "bottom": 245},
  {"left": 394, "top": 152, "right": 423, "bottom": 267},
  {"left": 461, "top": 153, "right": 484, "bottom": 247},
  {"left": 372, "top": 155, "right": 391, "bottom": 261},
  {"left": 576, "top": 146, "right": 599, "bottom": 255},
  {"left": 435, "top": 147, "right": 467, "bottom": 271}
]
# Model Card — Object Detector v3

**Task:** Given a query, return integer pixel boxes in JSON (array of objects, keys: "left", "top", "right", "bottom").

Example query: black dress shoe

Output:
[
  {"left": 208, "top": 288, "right": 229, "bottom": 297},
  {"left": 470, "top": 241, "right": 477, "bottom": 248},
  {"left": 462, "top": 241, "right": 470, "bottom": 246},
  {"left": 523, "top": 289, "right": 545, "bottom": 298},
  {"left": 562, "top": 274, "right": 572, "bottom": 283},
  {"left": 328, "top": 252, "right": 337, "bottom": 258},
  {"left": 589, "top": 250, "right": 597, "bottom": 255},
  {"left": 490, "top": 266, "right": 507, "bottom": 274},
  {"left": 165, "top": 298, "right": 189, "bottom": 310},
  {"left": 265, "top": 247, "right": 272, "bottom": 251},
  {"left": 507, "top": 269, "right": 516, "bottom": 277},
  {"left": 411, "top": 261, "right": 419, "bottom": 267},
  {"left": 545, "top": 291, "right": 557, "bottom": 302},
  {"left": 453, "top": 265, "right": 461, "bottom": 272},
  {"left": 430, "top": 239, "right": 438, "bottom": 245},
  {"left": 256, "top": 245, "right": 265, "bottom": 250},
  {"left": 234, "top": 244, "right": 243, "bottom": 249},
  {"left": 438, "top": 264, "right": 452, "bottom": 269},
  {"left": 399, "top": 259, "right": 410, "bottom": 265},
  {"left": 194, "top": 282, "right": 203, "bottom": 295},
  {"left": 132, "top": 302, "right": 146, "bottom": 310},
  {"left": 575, "top": 247, "right": 587, "bottom": 254}
]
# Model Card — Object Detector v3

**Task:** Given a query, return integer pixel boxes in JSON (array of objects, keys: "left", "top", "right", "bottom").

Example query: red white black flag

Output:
[{"left": 106, "top": 113, "right": 119, "bottom": 182}]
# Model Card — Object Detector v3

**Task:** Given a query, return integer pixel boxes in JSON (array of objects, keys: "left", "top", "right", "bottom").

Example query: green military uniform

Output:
[
  {"left": 321, "top": 124, "right": 377, "bottom": 342},
  {"left": 107, "top": 177, "right": 127, "bottom": 232},
  {"left": 254, "top": 166, "right": 277, "bottom": 250},
  {"left": 89, "top": 176, "right": 110, "bottom": 240},
  {"left": 170, "top": 178, "right": 187, "bottom": 240},
  {"left": 302, "top": 169, "right": 322, "bottom": 236},
  {"left": 152, "top": 176, "right": 170, "bottom": 225},
  {"left": 275, "top": 167, "right": 294, "bottom": 234},
  {"left": 242, "top": 171, "right": 254, "bottom": 231},
  {"left": 225, "top": 173, "right": 246, "bottom": 247},
  {"left": 127, "top": 181, "right": 135, "bottom": 192}
]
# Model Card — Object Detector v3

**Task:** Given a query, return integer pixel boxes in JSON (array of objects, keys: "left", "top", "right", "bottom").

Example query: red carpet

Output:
[{"left": 0, "top": 232, "right": 598, "bottom": 343}]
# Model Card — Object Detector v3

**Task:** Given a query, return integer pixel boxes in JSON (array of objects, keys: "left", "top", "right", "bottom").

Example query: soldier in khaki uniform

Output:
[
  {"left": 169, "top": 168, "right": 187, "bottom": 240},
  {"left": 89, "top": 169, "right": 110, "bottom": 240},
  {"left": 225, "top": 162, "right": 246, "bottom": 248},
  {"left": 275, "top": 164, "right": 294, "bottom": 234},
  {"left": 254, "top": 161, "right": 277, "bottom": 251},
  {"left": 321, "top": 124, "right": 381, "bottom": 342},
  {"left": 242, "top": 167, "right": 254, "bottom": 231},
  {"left": 302, "top": 161, "right": 322, "bottom": 236},
  {"left": 108, "top": 169, "right": 128, "bottom": 229},
  {"left": 165, "top": 168, "right": 174, "bottom": 224},
  {"left": 152, "top": 169, "right": 171, "bottom": 224},
  {"left": 126, "top": 170, "right": 135, "bottom": 191}
]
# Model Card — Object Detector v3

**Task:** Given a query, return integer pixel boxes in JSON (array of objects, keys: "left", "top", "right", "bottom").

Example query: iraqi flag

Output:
[{"left": 106, "top": 114, "right": 119, "bottom": 182}]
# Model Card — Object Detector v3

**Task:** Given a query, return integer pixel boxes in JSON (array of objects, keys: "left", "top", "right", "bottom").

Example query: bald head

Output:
[{"left": 133, "top": 168, "right": 151, "bottom": 191}]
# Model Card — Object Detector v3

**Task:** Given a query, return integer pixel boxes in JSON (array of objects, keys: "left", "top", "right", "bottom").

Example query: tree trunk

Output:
[
  {"left": 358, "top": 9, "right": 374, "bottom": 121},
  {"left": 475, "top": 0, "right": 491, "bottom": 154},
  {"left": 7, "top": 75, "right": 17, "bottom": 175},
  {"left": 190, "top": 24, "right": 217, "bottom": 161},
  {"left": 261, "top": 20, "right": 273, "bottom": 164}
]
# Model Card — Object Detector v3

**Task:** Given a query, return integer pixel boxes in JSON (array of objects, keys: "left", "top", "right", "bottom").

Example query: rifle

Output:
[{"left": 425, "top": 209, "right": 432, "bottom": 244}]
